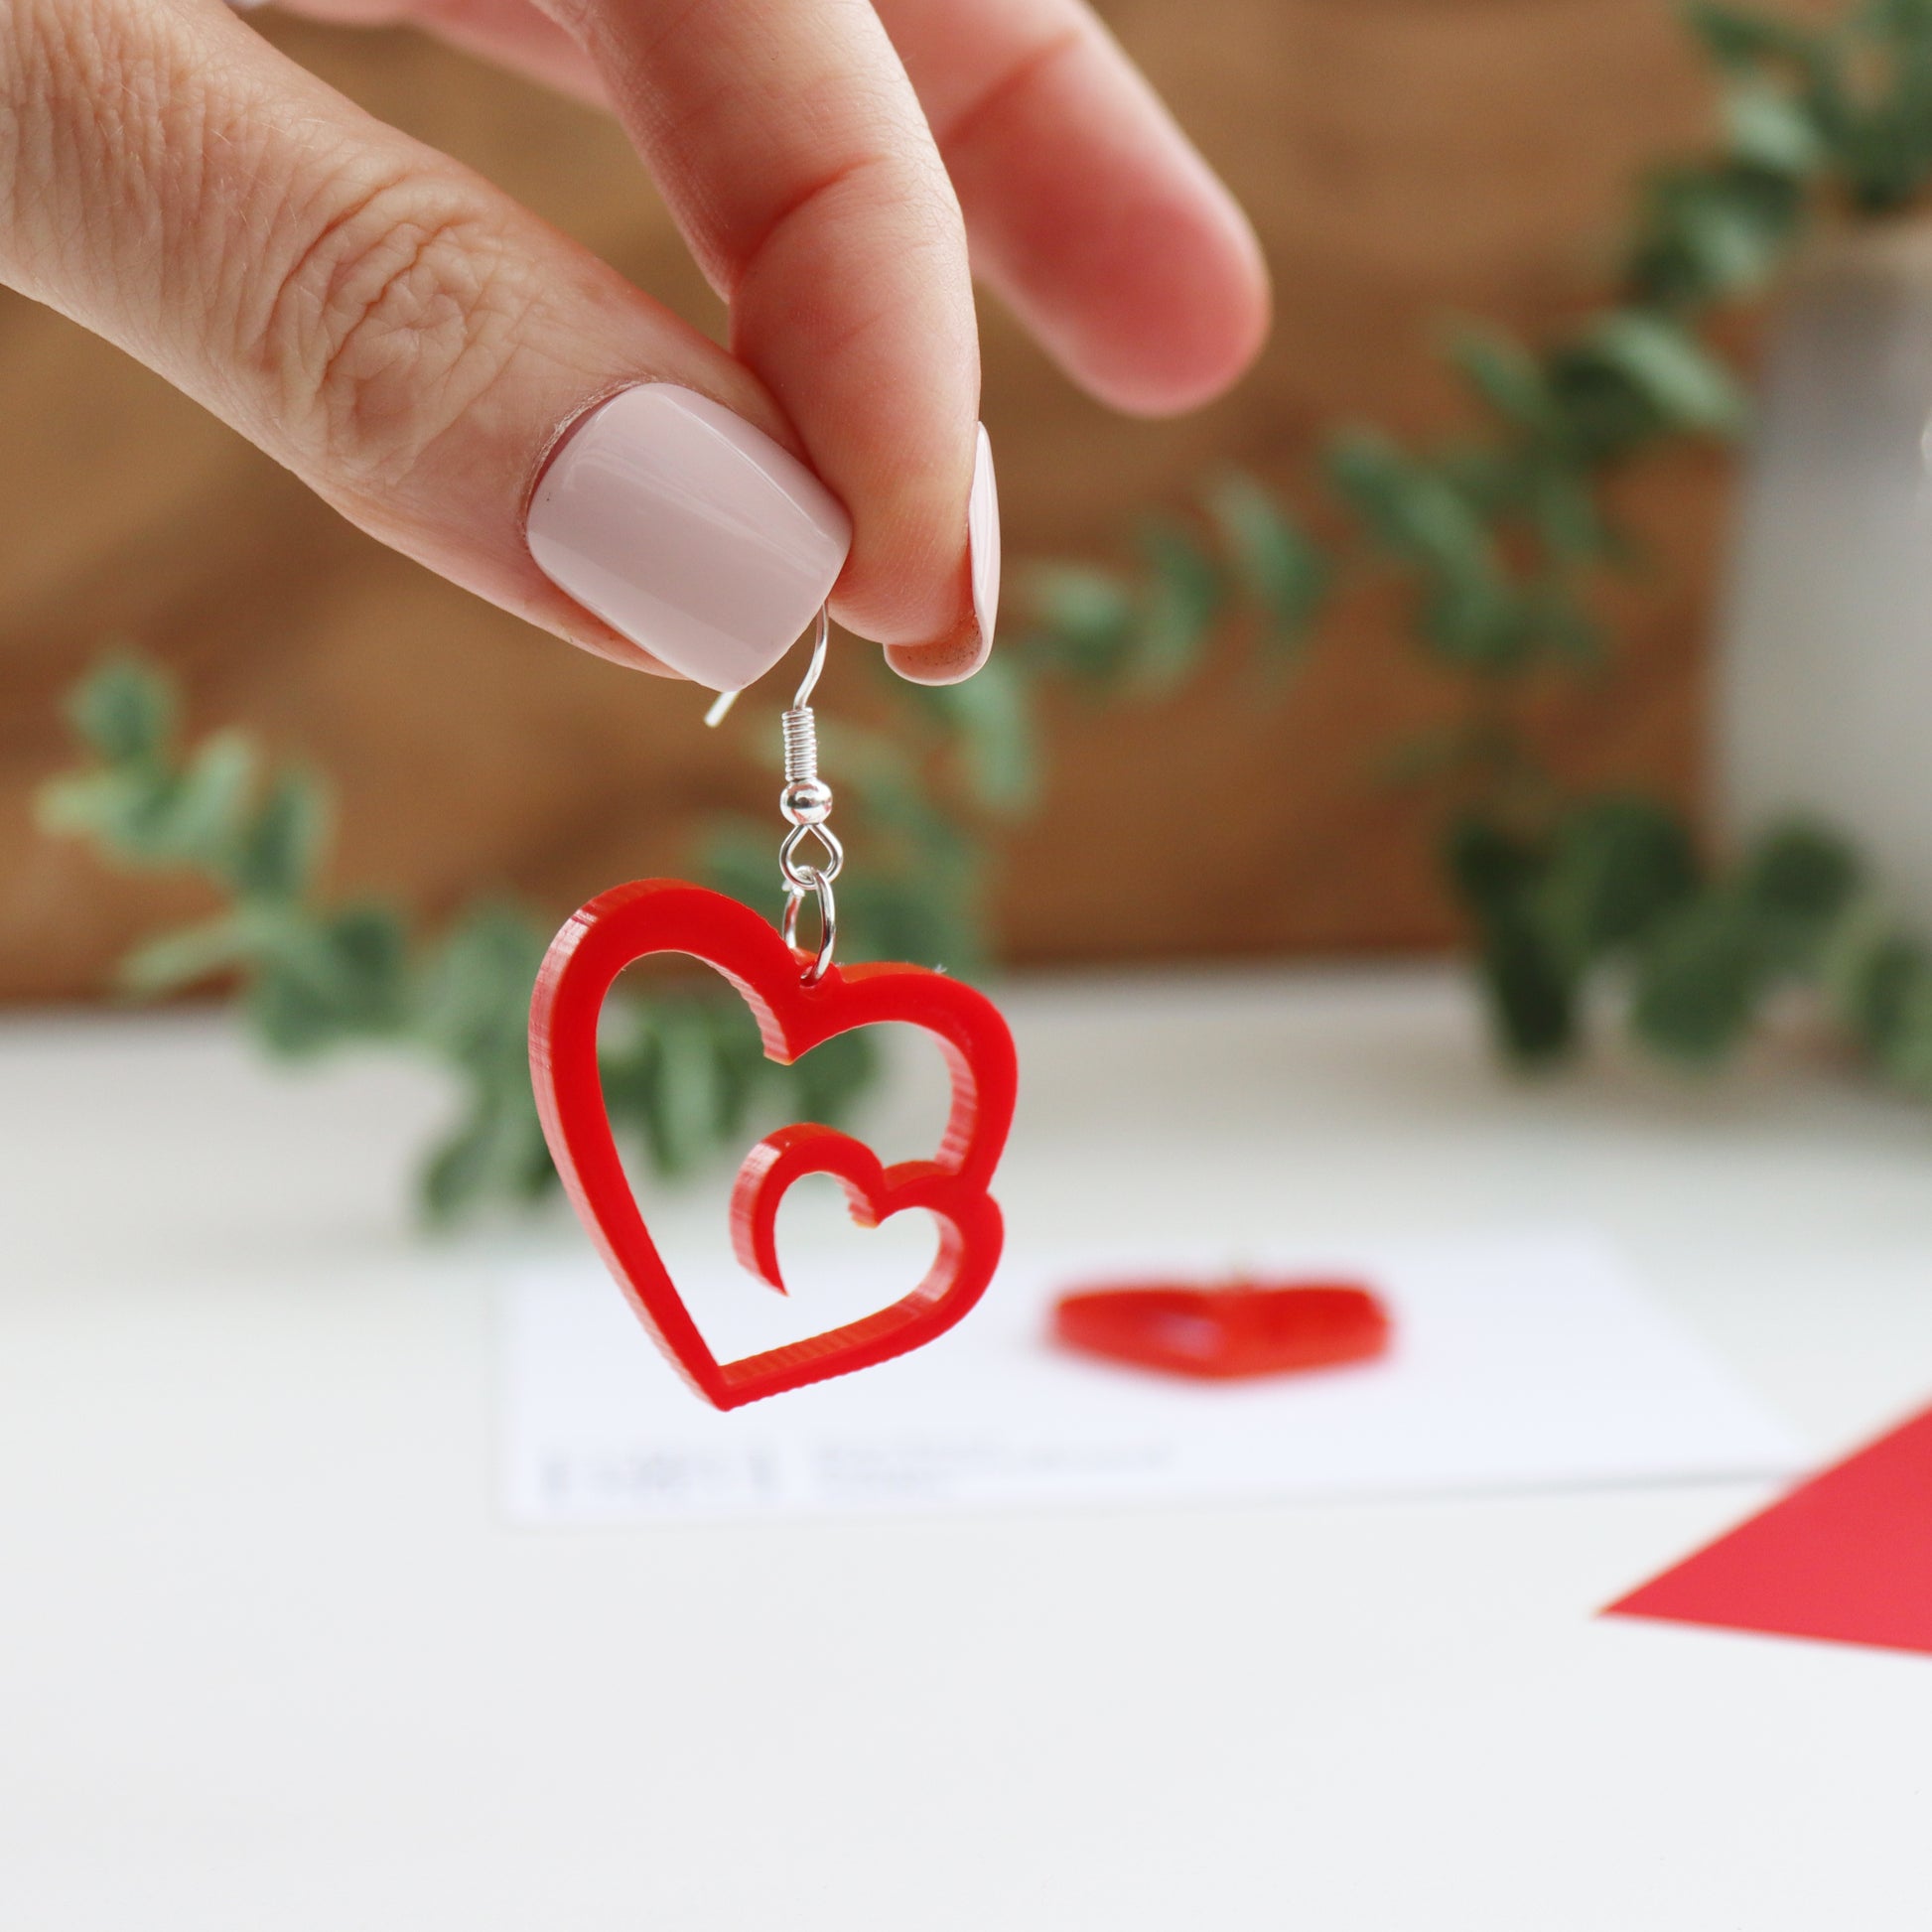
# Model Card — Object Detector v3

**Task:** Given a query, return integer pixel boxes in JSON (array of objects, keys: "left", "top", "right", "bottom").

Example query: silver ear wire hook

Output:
[
  {"left": 775, "top": 608, "right": 840, "bottom": 983},
  {"left": 703, "top": 605, "right": 829, "bottom": 730},
  {"left": 698, "top": 608, "right": 841, "bottom": 981},
  {"left": 791, "top": 603, "right": 830, "bottom": 709}
]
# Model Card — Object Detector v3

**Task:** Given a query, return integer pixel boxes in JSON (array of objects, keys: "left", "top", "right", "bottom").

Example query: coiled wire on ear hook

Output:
[
  {"left": 702, "top": 608, "right": 843, "bottom": 983},
  {"left": 775, "top": 608, "right": 841, "bottom": 983},
  {"left": 700, "top": 609, "right": 841, "bottom": 982}
]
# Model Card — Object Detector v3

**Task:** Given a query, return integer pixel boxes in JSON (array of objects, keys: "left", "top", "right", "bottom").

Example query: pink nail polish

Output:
[
  {"left": 526, "top": 384, "right": 851, "bottom": 693},
  {"left": 967, "top": 422, "right": 1001, "bottom": 663}
]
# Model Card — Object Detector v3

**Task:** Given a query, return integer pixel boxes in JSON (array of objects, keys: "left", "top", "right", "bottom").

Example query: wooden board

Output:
[{"left": 0, "top": 0, "right": 1753, "bottom": 998}]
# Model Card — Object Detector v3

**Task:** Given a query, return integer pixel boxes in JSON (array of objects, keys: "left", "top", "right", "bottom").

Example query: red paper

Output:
[{"left": 1605, "top": 1402, "right": 1932, "bottom": 1657}]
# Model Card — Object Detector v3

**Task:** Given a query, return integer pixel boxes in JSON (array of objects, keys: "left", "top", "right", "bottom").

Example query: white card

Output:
[{"left": 497, "top": 1231, "right": 1802, "bottom": 1524}]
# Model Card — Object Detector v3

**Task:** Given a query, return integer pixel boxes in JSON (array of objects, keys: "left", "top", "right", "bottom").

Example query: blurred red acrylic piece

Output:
[
  {"left": 529, "top": 879, "right": 1016, "bottom": 1411},
  {"left": 1052, "top": 1279, "right": 1391, "bottom": 1381}
]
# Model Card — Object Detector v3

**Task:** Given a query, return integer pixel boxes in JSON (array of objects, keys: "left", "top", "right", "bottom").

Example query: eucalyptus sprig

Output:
[
  {"left": 1449, "top": 800, "right": 1932, "bottom": 1100},
  {"left": 38, "top": 507, "right": 1255, "bottom": 1217},
  {"left": 1007, "top": 0, "right": 1932, "bottom": 1103},
  {"left": 40, "top": 654, "right": 908, "bottom": 1217}
]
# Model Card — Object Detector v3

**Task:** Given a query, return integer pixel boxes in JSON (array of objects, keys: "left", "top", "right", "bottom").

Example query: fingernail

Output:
[
  {"left": 526, "top": 384, "right": 851, "bottom": 693},
  {"left": 881, "top": 426, "right": 1001, "bottom": 687},
  {"left": 967, "top": 422, "right": 1001, "bottom": 665}
]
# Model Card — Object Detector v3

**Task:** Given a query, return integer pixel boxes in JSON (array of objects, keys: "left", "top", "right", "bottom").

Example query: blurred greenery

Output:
[
  {"left": 38, "top": 581, "right": 1232, "bottom": 1215},
  {"left": 1007, "top": 0, "right": 1932, "bottom": 1108},
  {"left": 41, "top": 655, "right": 915, "bottom": 1217},
  {"left": 40, "top": 0, "right": 1932, "bottom": 1214}
]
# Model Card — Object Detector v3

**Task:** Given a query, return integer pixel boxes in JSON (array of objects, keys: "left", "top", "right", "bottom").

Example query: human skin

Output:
[{"left": 0, "top": 0, "right": 1269, "bottom": 686}]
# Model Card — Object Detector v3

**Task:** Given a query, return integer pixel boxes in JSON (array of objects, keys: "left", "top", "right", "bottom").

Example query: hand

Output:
[{"left": 1, "top": 0, "right": 1267, "bottom": 690}]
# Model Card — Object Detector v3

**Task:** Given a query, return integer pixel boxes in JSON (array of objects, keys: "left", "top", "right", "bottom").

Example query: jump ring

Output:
[{"left": 781, "top": 871, "right": 838, "bottom": 983}]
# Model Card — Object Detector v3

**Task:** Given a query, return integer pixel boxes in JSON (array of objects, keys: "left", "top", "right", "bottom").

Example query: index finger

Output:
[
  {"left": 537, "top": 0, "right": 988, "bottom": 674},
  {"left": 876, "top": 0, "right": 1270, "bottom": 417}
]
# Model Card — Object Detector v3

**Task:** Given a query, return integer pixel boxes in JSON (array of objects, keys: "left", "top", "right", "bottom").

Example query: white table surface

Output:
[{"left": 5, "top": 965, "right": 1932, "bottom": 1930}]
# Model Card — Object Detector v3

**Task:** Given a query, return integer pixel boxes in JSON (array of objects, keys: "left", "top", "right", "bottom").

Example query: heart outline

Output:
[{"left": 528, "top": 879, "right": 1016, "bottom": 1409}]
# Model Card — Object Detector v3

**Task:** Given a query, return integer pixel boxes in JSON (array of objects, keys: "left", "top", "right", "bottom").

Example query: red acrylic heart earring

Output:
[{"left": 528, "top": 610, "right": 1018, "bottom": 1410}]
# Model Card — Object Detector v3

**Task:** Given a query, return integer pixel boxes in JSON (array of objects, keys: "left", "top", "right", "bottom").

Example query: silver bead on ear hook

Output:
[{"left": 703, "top": 607, "right": 842, "bottom": 984}]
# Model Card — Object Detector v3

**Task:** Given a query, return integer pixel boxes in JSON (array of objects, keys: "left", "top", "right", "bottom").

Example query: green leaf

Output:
[
  {"left": 1328, "top": 432, "right": 1495, "bottom": 576},
  {"left": 1543, "top": 350, "right": 1673, "bottom": 463},
  {"left": 1021, "top": 565, "right": 1139, "bottom": 678},
  {"left": 1871, "top": 970, "right": 1932, "bottom": 1095},
  {"left": 1630, "top": 896, "right": 1766, "bottom": 1064},
  {"left": 1447, "top": 326, "right": 1556, "bottom": 434},
  {"left": 229, "top": 769, "right": 330, "bottom": 900},
  {"left": 800, "top": 722, "right": 984, "bottom": 970},
  {"left": 1327, "top": 432, "right": 1522, "bottom": 667},
  {"left": 1735, "top": 817, "right": 1863, "bottom": 968},
  {"left": 599, "top": 997, "right": 741, "bottom": 1179},
  {"left": 1540, "top": 796, "right": 1702, "bottom": 964},
  {"left": 318, "top": 901, "right": 411, "bottom": 1033},
  {"left": 839, "top": 869, "right": 985, "bottom": 977},
  {"left": 700, "top": 822, "right": 780, "bottom": 925},
  {"left": 117, "top": 916, "right": 250, "bottom": 998},
  {"left": 421, "top": 1112, "right": 502, "bottom": 1222},
  {"left": 150, "top": 732, "right": 258, "bottom": 866},
  {"left": 1202, "top": 472, "right": 1330, "bottom": 652},
  {"left": 416, "top": 901, "right": 549, "bottom": 1072},
  {"left": 68, "top": 654, "right": 175, "bottom": 764},
  {"left": 59, "top": 733, "right": 263, "bottom": 872},
  {"left": 1574, "top": 311, "right": 1748, "bottom": 437},
  {"left": 922, "top": 653, "right": 1040, "bottom": 814},
  {"left": 245, "top": 955, "right": 352, "bottom": 1057},
  {"left": 39, "top": 668, "right": 255, "bottom": 873},
  {"left": 1724, "top": 82, "right": 1827, "bottom": 176},
  {"left": 651, "top": 1000, "right": 732, "bottom": 1174},
  {"left": 1823, "top": 905, "right": 1932, "bottom": 1062},
  {"left": 35, "top": 768, "right": 166, "bottom": 855},
  {"left": 793, "top": 1027, "right": 880, "bottom": 1125},
  {"left": 1445, "top": 815, "right": 1578, "bottom": 1062},
  {"left": 1132, "top": 517, "right": 1223, "bottom": 690},
  {"left": 693, "top": 997, "right": 766, "bottom": 1145},
  {"left": 1835, "top": 76, "right": 1932, "bottom": 211},
  {"left": 1625, "top": 164, "right": 1806, "bottom": 307},
  {"left": 420, "top": 1085, "right": 548, "bottom": 1223},
  {"left": 1833, "top": 120, "right": 1909, "bottom": 211}
]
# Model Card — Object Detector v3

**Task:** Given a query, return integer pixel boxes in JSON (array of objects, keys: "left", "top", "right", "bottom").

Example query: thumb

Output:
[{"left": 2, "top": 0, "right": 850, "bottom": 692}]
